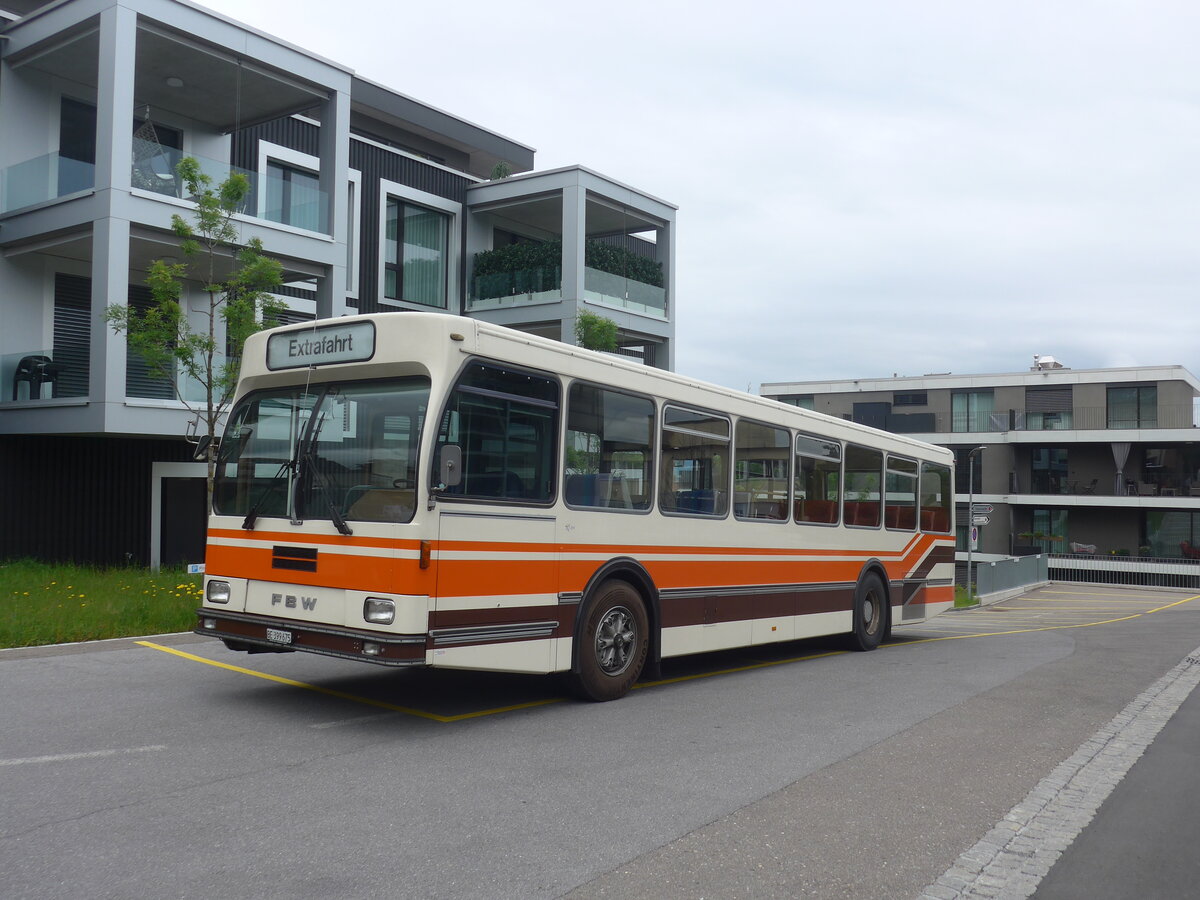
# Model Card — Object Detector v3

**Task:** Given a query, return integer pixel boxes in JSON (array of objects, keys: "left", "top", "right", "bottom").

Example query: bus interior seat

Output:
[{"left": 796, "top": 499, "right": 837, "bottom": 524}]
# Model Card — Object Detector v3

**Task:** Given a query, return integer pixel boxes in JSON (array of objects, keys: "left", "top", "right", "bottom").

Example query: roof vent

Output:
[{"left": 1032, "top": 355, "right": 1066, "bottom": 371}]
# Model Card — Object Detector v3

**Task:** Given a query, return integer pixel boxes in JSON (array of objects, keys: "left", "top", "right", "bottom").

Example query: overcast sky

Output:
[{"left": 203, "top": 0, "right": 1200, "bottom": 392}]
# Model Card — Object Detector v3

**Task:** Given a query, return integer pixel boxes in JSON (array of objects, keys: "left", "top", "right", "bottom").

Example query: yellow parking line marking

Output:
[
  {"left": 135, "top": 641, "right": 561, "bottom": 723},
  {"left": 888, "top": 613, "right": 1147, "bottom": 646},
  {"left": 141, "top": 593, "right": 1200, "bottom": 721},
  {"left": 1147, "top": 595, "right": 1200, "bottom": 613}
]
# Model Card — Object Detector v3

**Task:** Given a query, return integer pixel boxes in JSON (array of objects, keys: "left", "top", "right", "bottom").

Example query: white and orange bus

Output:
[{"left": 197, "top": 312, "right": 955, "bottom": 701}]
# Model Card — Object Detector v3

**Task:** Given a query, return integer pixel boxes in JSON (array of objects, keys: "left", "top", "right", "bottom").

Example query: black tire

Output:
[
  {"left": 570, "top": 580, "right": 649, "bottom": 702},
  {"left": 848, "top": 573, "right": 887, "bottom": 651}
]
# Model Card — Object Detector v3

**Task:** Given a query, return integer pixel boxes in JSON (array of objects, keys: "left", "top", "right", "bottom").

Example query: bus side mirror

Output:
[
  {"left": 438, "top": 444, "right": 462, "bottom": 488},
  {"left": 193, "top": 434, "right": 217, "bottom": 461}
]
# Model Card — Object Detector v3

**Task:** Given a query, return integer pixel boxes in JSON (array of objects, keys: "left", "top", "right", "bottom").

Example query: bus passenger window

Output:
[
  {"left": 920, "top": 462, "right": 953, "bottom": 533},
  {"left": 885, "top": 456, "right": 918, "bottom": 530},
  {"left": 794, "top": 434, "right": 841, "bottom": 525},
  {"left": 659, "top": 406, "right": 730, "bottom": 517},
  {"left": 565, "top": 383, "right": 654, "bottom": 510},
  {"left": 435, "top": 361, "right": 559, "bottom": 503},
  {"left": 844, "top": 444, "right": 883, "bottom": 528},
  {"left": 734, "top": 420, "right": 790, "bottom": 520}
]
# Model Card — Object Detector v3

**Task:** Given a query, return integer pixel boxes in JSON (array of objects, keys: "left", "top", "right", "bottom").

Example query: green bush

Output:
[{"left": 473, "top": 239, "right": 663, "bottom": 291}]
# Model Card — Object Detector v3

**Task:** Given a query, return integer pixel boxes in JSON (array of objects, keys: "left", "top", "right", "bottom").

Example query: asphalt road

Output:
[{"left": 2, "top": 584, "right": 1198, "bottom": 899}]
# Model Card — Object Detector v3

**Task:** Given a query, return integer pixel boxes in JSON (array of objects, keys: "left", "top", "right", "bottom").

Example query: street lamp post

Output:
[{"left": 966, "top": 446, "right": 986, "bottom": 603}]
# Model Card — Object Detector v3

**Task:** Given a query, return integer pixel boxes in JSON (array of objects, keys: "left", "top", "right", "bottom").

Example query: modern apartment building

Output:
[
  {"left": 0, "top": 0, "right": 676, "bottom": 566},
  {"left": 761, "top": 357, "right": 1200, "bottom": 559}
]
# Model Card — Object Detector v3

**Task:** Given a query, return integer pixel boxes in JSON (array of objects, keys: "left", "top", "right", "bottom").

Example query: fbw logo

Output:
[{"left": 271, "top": 592, "right": 317, "bottom": 611}]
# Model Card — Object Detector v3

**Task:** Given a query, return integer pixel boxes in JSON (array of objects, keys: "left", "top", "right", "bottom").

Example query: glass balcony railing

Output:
[
  {"left": 1, "top": 348, "right": 88, "bottom": 402},
  {"left": 131, "top": 148, "right": 329, "bottom": 234},
  {"left": 0, "top": 152, "right": 96, "bottom": 214},
  {"left": 584, "top": 266, "right": 667, "bottom": 318},
  {"left": 467, "top": 266, "right": 562, "bottom": 310},
  {"left": 883, "top": 404, "right": 1198, "bottom": 435},
  {"left": 1, "top": 149, "right": 328, "bottom": 235}
]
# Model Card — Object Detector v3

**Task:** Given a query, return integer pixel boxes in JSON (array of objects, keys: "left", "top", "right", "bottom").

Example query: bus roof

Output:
[{"left": 239, "top": 312, "right": 954, "bottom": 465}]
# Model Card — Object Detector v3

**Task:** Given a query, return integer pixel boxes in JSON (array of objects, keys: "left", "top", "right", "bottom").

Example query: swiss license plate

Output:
[{"left": 265, "top": 628, "right": 293, "bottom": 645}]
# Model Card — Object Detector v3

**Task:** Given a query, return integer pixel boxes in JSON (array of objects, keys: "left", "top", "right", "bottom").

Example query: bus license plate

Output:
[{"left": 266, "top": 628, "right": 293, "bottom": 645}]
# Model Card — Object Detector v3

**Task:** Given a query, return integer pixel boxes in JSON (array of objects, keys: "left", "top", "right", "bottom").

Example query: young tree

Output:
[
  {"left": 107, "top": 157, "right": 285, "bottom": 507},
  {"left": 575, "top": 310, "right": 618, "bottom": 353}
]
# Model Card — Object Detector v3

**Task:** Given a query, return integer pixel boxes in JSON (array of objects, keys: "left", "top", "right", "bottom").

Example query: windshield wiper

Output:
[
  {"left": 288, "top": 397, "right": 353, "bottom": 537},
  {"left": 297, "top": 437, "right": 353, "bottom": 536},
  {"left": 241, "top": 459, "right": 295, "bottom": 531}
]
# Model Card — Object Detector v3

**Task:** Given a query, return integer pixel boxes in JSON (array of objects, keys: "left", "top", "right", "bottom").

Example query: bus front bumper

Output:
[{"left": 195, "top": 609, "right": 427, "bottom": 667}]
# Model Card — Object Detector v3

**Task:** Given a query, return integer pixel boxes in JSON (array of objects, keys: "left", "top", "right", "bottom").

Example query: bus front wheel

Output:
[
  {"left": 849, "top": 573, "right": 887, "bottom": 652},
  {"left": 571, "top": 580, "right": 649, "bottom": 702}
]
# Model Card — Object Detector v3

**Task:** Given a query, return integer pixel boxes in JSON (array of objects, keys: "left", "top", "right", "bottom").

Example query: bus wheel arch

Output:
[
  {"left": 849, "top": 562, "right": 890, "bottom": 651},
  {"left": 569, "top": 559, "right": 659, "bottom": 701}
]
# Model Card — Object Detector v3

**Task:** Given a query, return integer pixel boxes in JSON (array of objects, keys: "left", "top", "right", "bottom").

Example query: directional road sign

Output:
[
  {"left": 972, "top": 515, "right": 991, "bottom": 526},
  {"left": 972, "top": 503, "right": 994, "bottom": 514}
]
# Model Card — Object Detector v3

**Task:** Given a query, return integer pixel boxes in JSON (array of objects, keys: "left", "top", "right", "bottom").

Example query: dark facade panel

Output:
[
  {"left": 0, "top": 435, "right": 194, "bottom": 566},
  {"left": 350, "top": 139, "right": 471, "bottom": 313},
  {"left": 231, "top": 117, "right": 320, "bottom": 171}
]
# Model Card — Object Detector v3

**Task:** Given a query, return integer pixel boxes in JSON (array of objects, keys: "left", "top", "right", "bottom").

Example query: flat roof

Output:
[{"left": 762, "top": 364, "right": 1200, "bottom": 397}]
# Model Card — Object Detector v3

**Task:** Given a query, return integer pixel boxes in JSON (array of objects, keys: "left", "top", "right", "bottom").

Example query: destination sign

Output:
[
  {"left": 971, "top": 503, "right": 994, "bottom": 514},
  {"left": 267, "top": 321, "right": 376, "bottom": 370}
]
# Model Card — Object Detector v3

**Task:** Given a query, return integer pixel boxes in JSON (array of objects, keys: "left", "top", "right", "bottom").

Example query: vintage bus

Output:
[{"left": 197, "top": 312, "right": 955, "bottom": 701}]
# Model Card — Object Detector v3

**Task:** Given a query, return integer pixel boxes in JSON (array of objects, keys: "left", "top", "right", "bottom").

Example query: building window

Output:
[
  {"left": 954, "top": 448, "right": 985, "bottom": 493},
  {"left": 265, "top": 161, "right": 322, "bottom": 231},
  {"left": 1107, "top": 385, "right": 1157, "bottom": 429},
  {"left": 126, "top": 285, "right": 175, "bottom": 400},
  {"left": 952, "top": 390, "right": 994, "bottom": 432},
  {"left": 1146, "top": 511, "right": 1200, "bottom": 558},
  {"left": 51, "top": 273, "right": 91, "bottom": 399},
  {"left": 893, "top": 392, "right": 927, "bottom": 407},
  {"left": 1029, "top": 508, "right": 1068, "bottom": 553},
  {"left": 1031, "top": 448, "right": 1069, "bottom": 494},
  {"left": 1026, "top": 387, "right": 1073, "bottom": 430},
  {"left": 384, "top": 198, "right": 449, "bottom": 308}
]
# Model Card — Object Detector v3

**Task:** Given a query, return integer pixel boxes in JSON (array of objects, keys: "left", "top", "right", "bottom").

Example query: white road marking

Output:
[
  {"left": 0, "top": 745, "right": 167, "bottom": 767},
  {"left": 918, "top": 644, "right": 1200, "bottom": 899}
]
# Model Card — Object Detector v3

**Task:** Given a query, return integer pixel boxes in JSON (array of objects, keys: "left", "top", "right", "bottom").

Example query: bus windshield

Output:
[{"left": 213, "top": 376, "right": 430, "bottom": 526}]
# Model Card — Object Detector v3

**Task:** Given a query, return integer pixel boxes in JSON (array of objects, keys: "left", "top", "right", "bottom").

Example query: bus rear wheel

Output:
[
  {"left": 848, "top": 573, "right": 887, "bottom": 651},
  {"left": 571, "top": 580, "right": 649, "bottom": 702}
]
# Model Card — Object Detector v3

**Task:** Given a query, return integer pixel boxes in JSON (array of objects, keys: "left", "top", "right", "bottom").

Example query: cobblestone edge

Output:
[{"left": 917, "top": 646, "right": 1200, "bottom": 900}]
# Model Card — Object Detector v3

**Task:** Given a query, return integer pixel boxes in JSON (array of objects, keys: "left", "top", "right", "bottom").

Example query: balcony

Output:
[
  {"left": 468, "top": 239, "right": 666, "bottom": 318},
  {"left": 1, "top": 148, "right": 329, "bottom": 235},
  {"left": 1, "top": 350, "right": 87, "bottom": 403},
  {"left": 887, "top": 404, "right": 1198, "bottom": 435},
  {"left": 0, "top": 153, "right": 96, "bottom": 214},
  {"left": 469, "top": 266, "right": 562, "bottom": 311}
]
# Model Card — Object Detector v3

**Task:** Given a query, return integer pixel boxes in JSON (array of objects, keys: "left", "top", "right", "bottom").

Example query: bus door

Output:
[{"left": 428, "top": 362, "right": 562, "bottom": 672}]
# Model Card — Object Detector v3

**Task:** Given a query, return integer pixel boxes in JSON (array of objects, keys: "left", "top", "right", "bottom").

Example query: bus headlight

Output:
[
  {"left": 206, "top": 581, "right": 231, "bottom": 604},
  {"left": 364, "top": 597, "right": 395, "bottom": 625}
]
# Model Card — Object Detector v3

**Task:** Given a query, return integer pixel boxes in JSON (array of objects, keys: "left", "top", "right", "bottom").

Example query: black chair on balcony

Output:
[
  {"left": 11, "top": 355, "right": 64, "bottom": 401},
  {"left": 1080, "top": 478, "right": 1098, "bottom": 495}
]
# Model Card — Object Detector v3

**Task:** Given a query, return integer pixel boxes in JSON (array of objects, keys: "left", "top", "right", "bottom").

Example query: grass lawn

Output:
[{"left": 0, "top": 560, "right": 202, "bottom": 649}]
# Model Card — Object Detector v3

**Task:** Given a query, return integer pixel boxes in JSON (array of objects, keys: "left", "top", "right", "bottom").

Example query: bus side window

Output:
[
  {"left": 435, "top": 361, "right": 559, "bottom": 503},
  {"left": 794, "top": 434, "right": 841, "bottom": 525},
  {"left": 564, "top": 383, "right": 654, "bottom": 510},
  {"left": 920, "top": 462, "right": 953, "bottom": 533},
  {"left": 734, "top": 420, "right": 790, "bottom": 520},
  {"left": 659, "top": 406, "right": 730, "bottom": 517},
  {"left": 885, "top": 456, "right": 918, "bottom": 531},
  {"left": 844, "top": 444, "right": 883, "bottom": 528}
]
